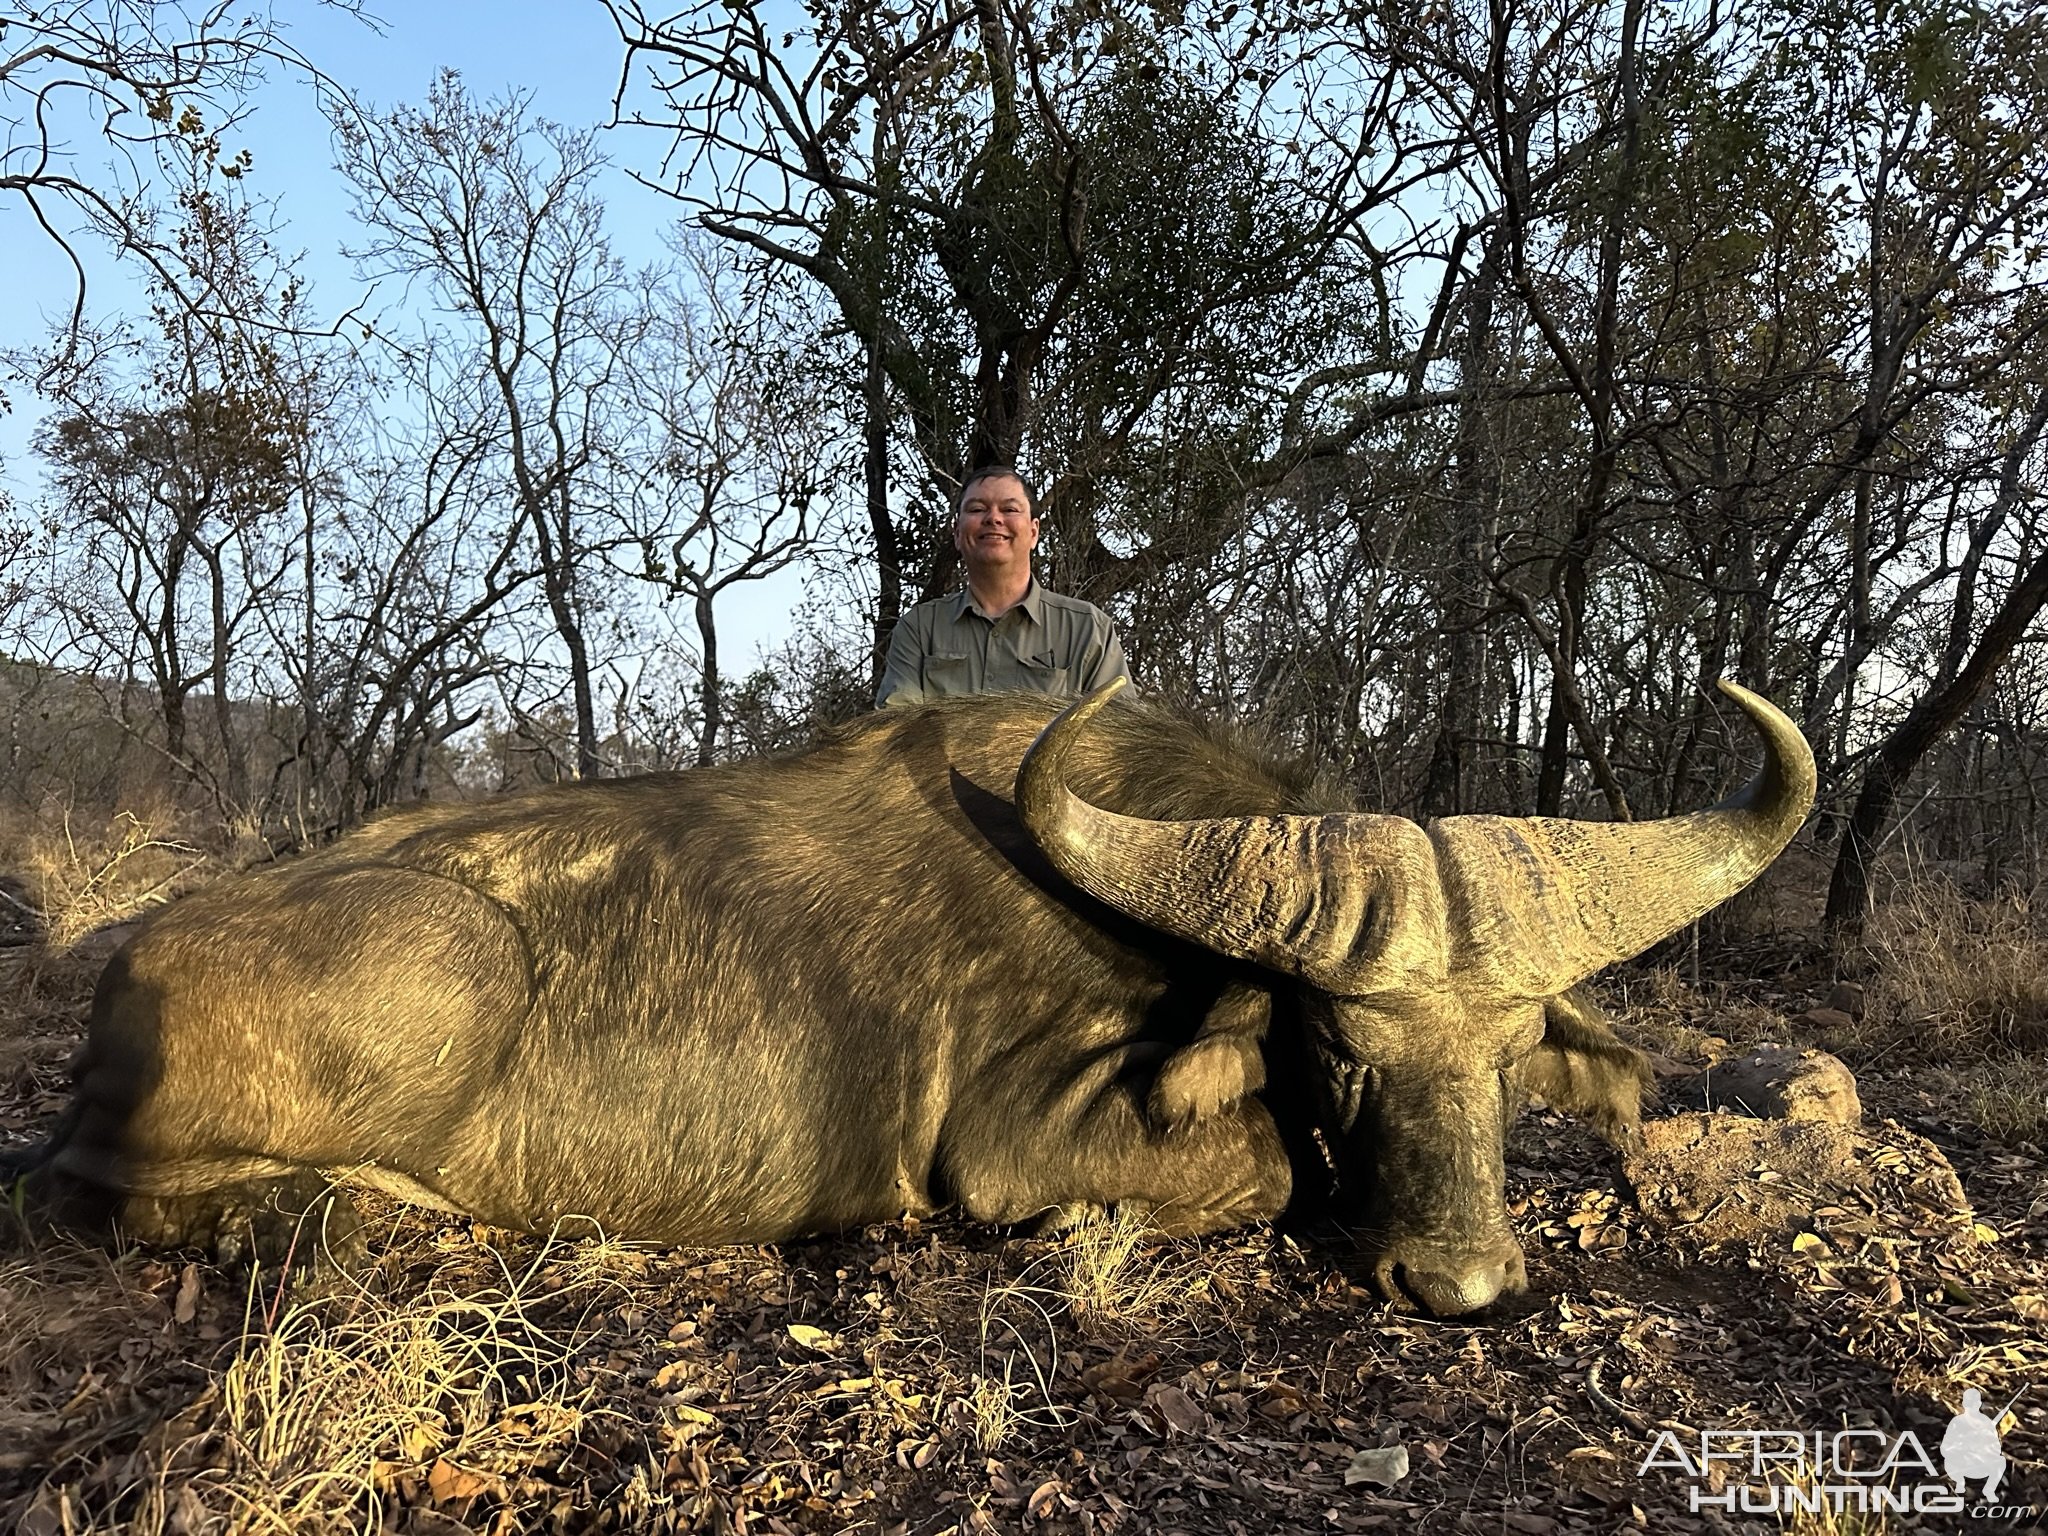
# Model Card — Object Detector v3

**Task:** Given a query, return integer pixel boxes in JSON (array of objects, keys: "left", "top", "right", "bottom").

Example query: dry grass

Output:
[
  {"left": 13, "top": 802, "right": 212, "bottom": 949},
  {"left": 1839, "top": 874, "right": 2048, "bottom": 1145},
  {"left": 901, "top": 1263, "right": 1072, "bottom": 1456},
  {"left": 883, "top": 1208, "right": 1218, "bottom": 1457},
  {"left": 1608, "top": 873, "right": 2048, "bottom": 1147},
  {"left": 1605, "top": 963, "right": 1789, "bottom": 1061},
  {"left": 1861, "top": 876, "right": 2048, "bottom": 1054},
  {"left": 959, "top": 1361, "right": 1038, "bottom": 1455},
  {"left": 212, "top": 1261, "right": 609, "bottom": 1531},
  {"left": 0, "top": 1241, "right": 169, "bottom": 1478},
  {"left": 1046, "top": 1205, "right": 1210, "bottom": 1339},
  {"left": 1, "top": 1231, "right": 631, "bottom": 1534},
  {"left": 1920, "top": 1053, "right": 2048, "bottom": 1146}
]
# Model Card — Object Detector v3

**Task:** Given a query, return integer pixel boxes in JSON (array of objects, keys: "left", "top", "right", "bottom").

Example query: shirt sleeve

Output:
[
  {"left": 874, "top": 608, "right": 929, "bottom": 709},
  {"left": 1080, "top": 609, "right": 1132, "bottom": 694}
]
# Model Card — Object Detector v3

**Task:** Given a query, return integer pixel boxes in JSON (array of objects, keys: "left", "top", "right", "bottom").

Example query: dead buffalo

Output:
[{"left": 6, "top": 680, "right": 1812, "bottom": 1316}]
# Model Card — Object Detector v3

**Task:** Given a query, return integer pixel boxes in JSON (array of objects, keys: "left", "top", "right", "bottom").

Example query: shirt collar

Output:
[{"left": 949, "top": 577, "right": 1043, "bottom": 625}]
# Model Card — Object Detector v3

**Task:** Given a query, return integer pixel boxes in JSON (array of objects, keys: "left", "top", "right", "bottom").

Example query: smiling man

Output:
[{"left": 875, "top": 466, "right": 1130, "bottom": 708}]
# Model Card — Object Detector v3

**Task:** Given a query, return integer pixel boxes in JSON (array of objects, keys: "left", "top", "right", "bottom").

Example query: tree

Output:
[
  {"left": 287, "top": 372, "right": 544, "bottom": 824},
  {"left": 1824, "top": 383, "right": 2048, "bottom": 934},
  {"left": 1, "top": 0, "right": 359, "bottom": 354},
  {"left": 32, "top": 145, "right": 318, "bottom": 818},
  {"left": 609, "top": 0, "right": 1434, "bottom": 681},
  {"left": 1344, "top": 0, "right": 2048, "bottom": 851},
  {"left": 334, "top": 72, "right": 648, "bottom": 779},
  {"left": 618, "top": 240, "right": 829, "bottom": 765}
]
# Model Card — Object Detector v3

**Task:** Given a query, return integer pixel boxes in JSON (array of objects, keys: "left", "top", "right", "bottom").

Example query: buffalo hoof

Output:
[
  {"left": 1372, "top": 1240, "right": 1528, "bottom": 1317},
  {"left": 121, "top": 1174, "right": 367, "bottom": 1274},
  {"left": 1148, "top": 1034, "right": 1266, "bottom": 1132}
]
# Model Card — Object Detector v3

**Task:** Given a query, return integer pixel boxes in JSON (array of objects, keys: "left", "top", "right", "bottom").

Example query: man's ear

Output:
[{"left": 1515, "top": 987, "right": 1651, "bottom": 1147}]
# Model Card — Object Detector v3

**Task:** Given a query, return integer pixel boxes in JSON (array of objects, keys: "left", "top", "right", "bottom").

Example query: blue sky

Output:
[{"left": 270, "top": 1, "right": 686, "bottom": 303}]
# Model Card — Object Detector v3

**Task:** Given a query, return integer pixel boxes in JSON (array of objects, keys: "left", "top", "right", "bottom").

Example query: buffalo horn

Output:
[{"left": 1015, "top": 680, "right": 1815, "bottom": 999}]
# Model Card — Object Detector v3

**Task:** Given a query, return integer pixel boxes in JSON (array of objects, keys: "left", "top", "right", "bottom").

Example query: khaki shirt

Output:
[{"left": 875, "top": 581, "right": 1130, "bottom": 708}]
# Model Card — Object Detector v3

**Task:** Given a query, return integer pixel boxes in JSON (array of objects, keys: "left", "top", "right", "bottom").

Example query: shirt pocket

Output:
[
  {"left": 924, "top": 652, "right": 971, "bottom": 695},
  {"left": 1005, "top": 651, "right": 1071, "bottom": 695}
]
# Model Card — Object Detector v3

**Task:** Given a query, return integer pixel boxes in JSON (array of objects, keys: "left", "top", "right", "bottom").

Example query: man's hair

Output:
[{"left": 955, "top": 465, "right": 1038, "bottom": 519}]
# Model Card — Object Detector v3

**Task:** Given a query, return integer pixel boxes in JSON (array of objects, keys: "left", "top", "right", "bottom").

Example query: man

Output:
[{"left": 875, "top": 465, "right": 1130, "bottom": 708}]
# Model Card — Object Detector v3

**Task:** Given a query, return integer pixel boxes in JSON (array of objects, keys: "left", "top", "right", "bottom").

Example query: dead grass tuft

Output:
[
  {"left": 1861, "top": 877, "right": 2048, "bottom": 1054},
  {"left": 212, "top": 1256, "right": 608, "bottom": 1531},
  {"left": 1, "top": 1230, "right": 629, "bottom": 1534},
  {"left": 1047, "top": 1205, "right": 1211, "bottom": 1339},
  {"left": 17, "top": 803, "right": 212, "bottom": 950},
  {"left": 915, "top": 1209, "right": 1221, "bottom": 1454},
  {"left": 902, "top": 1265, "right": 1072, "bottom": 1456},
  {"left": 882, "top": 1207, "right": 1216, "bottom": 1457},
  {"left": 958, "top": 1362, "right": 1035, "bottom": 1455}
]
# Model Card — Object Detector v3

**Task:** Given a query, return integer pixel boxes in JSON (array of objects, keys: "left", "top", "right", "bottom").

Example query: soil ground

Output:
[{"left": 2, "top": 940, "right": 2043, "bottom": 1535}]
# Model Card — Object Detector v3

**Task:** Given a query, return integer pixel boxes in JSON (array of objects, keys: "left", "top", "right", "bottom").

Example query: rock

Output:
[
  {"left": 1826, "top": 981, "right": 1867, "bottom": 1019},
  {"left": 1629, "top": 1042, "right": 1971, "bottom": 1248},
  {"left": 1663, "top": 1044, "right": 1862, "bottom": 1127},
  {"left": 1622, "top": 1114, "right": 1970, "bottom": 1246}
]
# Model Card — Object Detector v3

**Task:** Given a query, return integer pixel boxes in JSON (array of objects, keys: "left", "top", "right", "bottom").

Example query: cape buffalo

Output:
[{"left": 6, "top": 680, "right": 1813, "bottom": 1316}]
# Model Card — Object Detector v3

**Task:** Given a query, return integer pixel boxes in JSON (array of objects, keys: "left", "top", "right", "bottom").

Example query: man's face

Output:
[{"left": 953, "top": 474, "right": 1040, "bottom": 572}]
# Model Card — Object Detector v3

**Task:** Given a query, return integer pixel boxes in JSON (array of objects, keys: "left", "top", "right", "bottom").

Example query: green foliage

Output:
[{"left": 620, "top": 0, "right": 1400, "bottom": 605}]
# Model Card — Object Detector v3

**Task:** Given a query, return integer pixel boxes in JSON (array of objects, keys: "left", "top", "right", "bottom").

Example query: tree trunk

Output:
[
  {"left": 1826, "top": 543, "right": 2048, "bottom": 938},
  {"left": 204, "top": 543, "right": 248, "bottom": 815},
  {"left": 1534, "top": 643, "right": 1575, "bottom": 814},
  {"left": 865, "top": 331, "right": 901, "bottom": 690},
  {"left": 695, "top": 588, "right": 721, "bottom": 768},
  {"left": 524, "top": 490, "right": 601, "bottom": 780},
  {"left": 552, "top": 577, "right": 601, "bottom": 779},
  {"left": 1422, "top": 246, "right": 1500, "bottom": 819},
  {"left": 1524, "top": 0, "right": 1641, "bottom": 820}
]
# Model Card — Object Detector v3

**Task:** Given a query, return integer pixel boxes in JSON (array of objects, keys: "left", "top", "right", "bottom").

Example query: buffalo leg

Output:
[
  {"left": 1146, "top": 981, "right": 1270, "bottom": 1132},
  {"left": 36, "top": 865, "right": 530, "bottom": 1264},
  {"left": 941, "top": 1058, "right": 1291, "bottom": 1237}
]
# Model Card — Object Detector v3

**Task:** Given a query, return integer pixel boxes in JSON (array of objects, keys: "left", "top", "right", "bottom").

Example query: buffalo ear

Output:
[{"left": 1515, "top": 987, "right": 1650, "bottom": 1148}]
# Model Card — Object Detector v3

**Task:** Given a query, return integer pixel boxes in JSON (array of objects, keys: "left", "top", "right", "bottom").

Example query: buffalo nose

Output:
[
  {"left": 1406, "top": 1260, "right": 1511, "bottom": 1316},
  {"left": 1376, "top": 1243, "right": 1527, "bottom": 1317}
]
